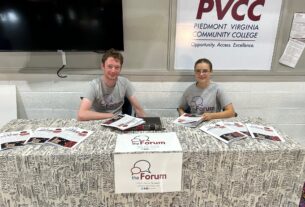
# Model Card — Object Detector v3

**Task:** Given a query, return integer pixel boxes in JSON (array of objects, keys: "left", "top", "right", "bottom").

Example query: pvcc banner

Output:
[{"left": 175, "top": 0, "right": 283, "bottom": 70}]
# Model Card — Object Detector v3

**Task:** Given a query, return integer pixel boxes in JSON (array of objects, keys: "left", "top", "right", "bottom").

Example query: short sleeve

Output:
[
  {"left": 216, "top": 86, "right": 231, "bottom": 109},
  {"left": 178, "top": 91, "right": 189, "bottom": 110},
  {"left": 124, "top": 78, "right": 135, "bottom": 97},
  {"left": 81, "top": 80, "right": 97, "bottom": 102}
]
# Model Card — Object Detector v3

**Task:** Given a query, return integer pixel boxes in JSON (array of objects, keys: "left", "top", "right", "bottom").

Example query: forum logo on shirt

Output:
[{"left": 191, "top": 96, "right": 215, "bottom": 113}]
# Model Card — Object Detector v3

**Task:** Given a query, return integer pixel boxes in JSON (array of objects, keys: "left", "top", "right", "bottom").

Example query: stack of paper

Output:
[
  {"left": 0, "top": 130, "right": 32, "bottom": 150},
  {"left": 200, "top": 122, "right": 247, "bottom": 144},
  {"left": 246, "top": 123, "right": 284, "bottom": 142},
  {"left": 101, "top": 114, "right": 145, "bottom": 130},
  {"left": 173, "top": 113, "right": 203, "bottom": 128}
]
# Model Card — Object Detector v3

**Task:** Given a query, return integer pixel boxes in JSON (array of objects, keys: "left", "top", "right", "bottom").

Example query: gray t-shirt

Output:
[
  {"left": 82, "top": 76, "right": 135, "bottom": 114},
  {"left": 179, "top": 82, "right": 231, "bottom": 115}
]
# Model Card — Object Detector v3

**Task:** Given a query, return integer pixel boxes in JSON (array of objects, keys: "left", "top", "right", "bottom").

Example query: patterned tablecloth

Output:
[{"left": 0, "top": 117, "right": 304, "bottom": 207}]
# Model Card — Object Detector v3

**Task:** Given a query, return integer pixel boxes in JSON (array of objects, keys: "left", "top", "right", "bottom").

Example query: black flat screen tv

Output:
[{"left": 0, "top": 0, "right": 124, "bottom": 51}]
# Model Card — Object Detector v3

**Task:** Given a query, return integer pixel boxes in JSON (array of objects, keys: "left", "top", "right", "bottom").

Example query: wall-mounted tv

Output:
[{"left": 0, "top": 0, "right": 124, "bottom": 51}]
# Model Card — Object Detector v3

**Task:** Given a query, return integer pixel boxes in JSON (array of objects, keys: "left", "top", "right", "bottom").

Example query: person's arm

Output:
[
  {"left": 201, "top": 103, "right": 235, "bottom": 121},
  {"left": 77, "top": 98, "right": 114, "bottom": 121},
  {"left": 128, "top": 95, "right": 145, "bottom": 117},
  {"left": 177, "top": 107, "right": 185, "bottom": 116},
  {"left": 177, "top": 94, "right": 188, "bottom": 116}
]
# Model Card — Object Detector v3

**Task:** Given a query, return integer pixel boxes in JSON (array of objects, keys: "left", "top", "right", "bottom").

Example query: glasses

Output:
[{"left": 195, "top": 69, "right": 210, "bottom": 74}]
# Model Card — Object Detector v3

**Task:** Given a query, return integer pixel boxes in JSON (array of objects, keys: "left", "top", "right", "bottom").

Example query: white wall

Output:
[
  {"left": 0, "top": 85, "right": 17, "bottom": 127},
  {"left": 0, "top": 78, "right": 304, "bottom": 144}
]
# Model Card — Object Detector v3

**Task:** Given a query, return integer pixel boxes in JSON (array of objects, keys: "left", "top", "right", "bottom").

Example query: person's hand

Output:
[{"left": 201, "top": 113, "right": 214, "bottom": 121}]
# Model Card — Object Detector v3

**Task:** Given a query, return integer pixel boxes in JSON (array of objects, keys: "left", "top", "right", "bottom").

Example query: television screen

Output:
[{"left": 0, "top": 0, "right": 124, "bottom": 51}]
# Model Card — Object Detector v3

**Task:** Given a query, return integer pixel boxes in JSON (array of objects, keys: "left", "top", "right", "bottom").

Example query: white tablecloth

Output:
[{"left": 0, "top": 117, "right": 304, "bottom": 207}]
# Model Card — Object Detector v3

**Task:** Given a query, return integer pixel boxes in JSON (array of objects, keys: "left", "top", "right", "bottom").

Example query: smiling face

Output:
[
  {"left": 102, "top": 57, "right": 122, "bottom": 83},
  {"left": 194, "top": 62, "right": 212, "bottom": 87}
]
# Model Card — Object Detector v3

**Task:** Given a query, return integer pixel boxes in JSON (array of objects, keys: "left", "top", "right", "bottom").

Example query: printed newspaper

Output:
[
  {"left": 101, "top": 114, "right": 145, "bottom": 130},
  {"left": 200, "top": 122, "right": 247, "bottom": 144},
  {"left": 246, "top": 123, "right": 285, "bottom": 142},
  {"left": 173, "top": 113, "right": 203, "bottom": 128},
  {"left": 45, "top": 127, "right": 93, "bottom": 148},
  {"left": 0, "top": 130, "right": 32, "bottom": 150}
]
